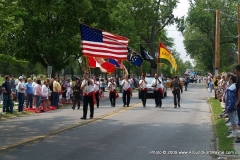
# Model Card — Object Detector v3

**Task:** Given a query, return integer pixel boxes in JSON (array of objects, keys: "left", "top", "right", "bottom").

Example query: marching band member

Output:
[
  {"left": 93, "top": 76, "right": 100, "bottom": 108},
  {"left": 139, "top": 73, "right": 148, "bottom": 107},
  {"left": 80, "top": 71, "right": 94, "bottom": 120},
  {"left": 108, "top": 77, "right": 116, "bottom": 107},
  {"left": 151, "top": 73, "right": 164, "bottom": 108},
  {"left": 121, "top": 74, "right": 131, "bottom": 107}
]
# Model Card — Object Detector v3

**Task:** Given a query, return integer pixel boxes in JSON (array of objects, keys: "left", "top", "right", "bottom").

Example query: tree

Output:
[
  {"left": 8, "top": 0, "right": 92, "bottom": 75},
  {"left": 182, "top": 0, "right": 238, "bottom": 73}
]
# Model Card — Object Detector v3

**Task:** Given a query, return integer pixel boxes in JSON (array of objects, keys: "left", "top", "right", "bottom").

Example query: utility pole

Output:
[
  {"left": 215, "top": 10, "right": 220, "bottom": 76},
  {"left": 238, "top": 3, "right": 240, "bottom": 64}
]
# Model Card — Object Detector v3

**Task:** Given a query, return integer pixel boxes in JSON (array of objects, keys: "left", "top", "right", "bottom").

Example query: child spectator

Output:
[{"left": 9, "top": 94, "right": 14, "bottom": 113}]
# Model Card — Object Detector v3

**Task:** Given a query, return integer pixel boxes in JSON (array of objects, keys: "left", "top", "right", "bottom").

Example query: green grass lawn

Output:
[{"left": 208, "top": 97, "right": 235, "bottom": 153}]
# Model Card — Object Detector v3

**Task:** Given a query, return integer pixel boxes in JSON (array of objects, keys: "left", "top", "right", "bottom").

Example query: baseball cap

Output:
[{"left": 19, "top": 76, "right": 23, "bottom": 79}]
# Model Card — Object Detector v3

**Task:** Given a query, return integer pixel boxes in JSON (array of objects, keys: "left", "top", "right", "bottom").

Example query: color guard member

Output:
[
  {"left": 139, "top": 73, "right": 148, "bottom": 107},
  {"left": 121, "top": 74, "right": 131, "bottom": 107},
  {"left": 80, "top": 71, "right": 94, "bottom": 120},
  {"left": 151, "top": 74, "right": 164, "bottom": 107},
  {"left": 171, "top": 76, "right": 183, "bottom": 108},
  {"left": 108, "top": 77, "right": 116, "bottom": 107}
]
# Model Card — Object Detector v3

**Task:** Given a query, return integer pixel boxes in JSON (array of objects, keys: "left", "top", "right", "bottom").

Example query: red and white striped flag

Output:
[
  {"left": 87, "top": 57, "right": 116, "bottom": 73},
  {"left": 80, "top": 24, "right": 129, "bottom": 60}
]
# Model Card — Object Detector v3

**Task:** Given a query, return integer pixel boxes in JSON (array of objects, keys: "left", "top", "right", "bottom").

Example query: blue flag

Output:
[
  {"left": 109, "top": 58, "right": 121, "bottom": 67},
  {"left": 127, "top": 47, "right": 143, "bottom": 67}
]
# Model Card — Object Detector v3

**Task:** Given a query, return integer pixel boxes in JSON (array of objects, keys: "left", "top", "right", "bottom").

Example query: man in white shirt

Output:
[
  {"left": 108, "top": 77, "right": 116, "bottom": 107},
  {"left": 139, "top": 73, "right": 148, "bottom": 107},
  {"left": 151, "top": 74, "right": 164, "bottom": 108},
  {"left": 121, "top": 74, "right": 131, "bottom": 107},
  {"left": 18, "top": 76, "right": 26, "bottom": 113},
  {"left": 80, "top": 71, "right": 94, "bottom": 120}
]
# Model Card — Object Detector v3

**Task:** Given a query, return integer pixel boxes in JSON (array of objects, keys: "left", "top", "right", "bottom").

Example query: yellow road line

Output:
[{"left": 0, "top": 101, "right": 144, "bottom": 153}]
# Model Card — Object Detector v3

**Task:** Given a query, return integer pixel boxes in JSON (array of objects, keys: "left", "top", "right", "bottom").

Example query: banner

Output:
[{"left": 158, "top": 42, "right": 177, "bottom": 70}]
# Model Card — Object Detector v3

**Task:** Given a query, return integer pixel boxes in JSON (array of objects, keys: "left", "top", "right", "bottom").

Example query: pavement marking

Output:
[{"left": 0, "top": 101, "right": 143, "bottom": 153}]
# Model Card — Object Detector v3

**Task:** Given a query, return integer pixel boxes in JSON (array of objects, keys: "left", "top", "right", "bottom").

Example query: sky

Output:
[{"left": 166, "top": 0, "right": 194, "bottom": 64}]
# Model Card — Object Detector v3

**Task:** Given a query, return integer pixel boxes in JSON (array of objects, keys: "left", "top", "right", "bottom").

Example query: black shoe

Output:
[
  {"left": 237, "top": 137, "right": 240, "bottom": 140},
  {"left": 174, "top": 106, "right": 177, "bottom": 108},
  {"left": 155, "top": 105, "right": 158, "bottom": 107},
  {"left": 80, "top": 117, "right": 86, "bottom": 120},
  {"left": 72, "top": 106, "right": 75, "bottom": 110},
  {"left": 159, "top": 105, "right": 161, "bottom": 108},
  {"left": 77, "top": 107, "right": 80, "bottom": 109},
  {"left": 123, "top": 105, "right": 125, "bottom": 107},
  {"left": 90, "top": 117, "right": 93, "bottom": 119},
  {"left": 235, "top": 139, "right": 240, "bottom": 143},
  {"left": 178, "top": 104, "right": 180, "bottom": 108},
  {"left": 127, "top": 105, "right": 129, "bottom": 107}
]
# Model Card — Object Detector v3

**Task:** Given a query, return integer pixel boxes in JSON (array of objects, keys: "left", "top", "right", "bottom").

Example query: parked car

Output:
[{"left": 138, "top": 76, "right": 167, "bottom": 99}]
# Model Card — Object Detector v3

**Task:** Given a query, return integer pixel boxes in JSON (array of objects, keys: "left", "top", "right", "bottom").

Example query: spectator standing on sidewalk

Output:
[
  {"left": 234, "top": 65, "right": 240, "bottom": 143},
  {"left": 225, "top": 75, "right": 238, "bottom": 138},
  {"left": 18, "top": 76, "right": 26, "bottom": 113},
  {"left": 35, "top": 79, "right": 43, "bottom": 112},
  {"left": 25, "top": 78, "right": 34, "bottom": 108},
  {"left": 2, "top": 75, "right": 12, "bottom": 113},
  {"left": 52, "top": 77, "right": 61, "bottom": 108}
]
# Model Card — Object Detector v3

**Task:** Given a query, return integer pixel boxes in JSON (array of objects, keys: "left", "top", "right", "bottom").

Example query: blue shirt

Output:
[{"left": 25, "top": 83, "right": 33, "bottom": 94}]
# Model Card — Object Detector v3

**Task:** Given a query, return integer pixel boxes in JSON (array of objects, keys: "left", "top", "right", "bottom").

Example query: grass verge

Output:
[{"left": 208, "top": 97, "right": 234, "bottom": 152}]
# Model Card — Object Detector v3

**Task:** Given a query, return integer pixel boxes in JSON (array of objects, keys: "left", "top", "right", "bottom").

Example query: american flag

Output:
[{"left": 80, "top": 24, "right": 129, "bottom": 60}]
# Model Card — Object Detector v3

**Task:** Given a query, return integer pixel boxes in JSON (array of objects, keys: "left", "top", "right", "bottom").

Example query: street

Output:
[{"left": 0, "top": 83, "right": 214, "bottom": 160}]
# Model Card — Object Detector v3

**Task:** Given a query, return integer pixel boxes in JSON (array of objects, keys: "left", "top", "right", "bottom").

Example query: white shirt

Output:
[
  {"left": 81, "top": 79, "right": 94, "bottom": 94},
  {"left": 93, "top": 81, "right": 100, "bottom": 92},
  {"left": 15, "top": 79, "right": 19, "bottom": 90},
  {"left": 108, "top": 81, "right": 116, "bottom": 91},
  {"left": 139, "top": 79, "right": 148, "bottom": 89},
  {"left": 121, "top": 79, "right": 131, "bottom": 90},
  {"left": 42, "top": 85, "right": 49, "bottom": 97},
  {"left": 18, "top": 81, "right": 25, "bottom": 93},
  {"left": 151, "top": 78, "right": 164, "bottom": 90}
]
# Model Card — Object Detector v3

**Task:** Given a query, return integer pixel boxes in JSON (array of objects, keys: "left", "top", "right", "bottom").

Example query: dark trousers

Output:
[
  {"left": 140, "top": 90, "right": 147, "bottom": 107},
  {"left": 154, "top": 90, "right": 162, "bottom": 107},
  {"left": 3, "top": 94, "right": 10, "bottom": 113},
  {"left": 109, "top": 91, "right": 116, "bottom": 106},
  {"left": 18, "top": 93, "right": 25, "bottom": 112},
  {"left": 184, "top": 84, "right": 188, "bottom": 91},
  {"left": 173, "top": 90, "right": 180, "bottom": 106},
  {"left": 237, "top": 104, "right": 240, "bottom": 126},
  {"left": 95, "top": 92, "right": 100, "bottom": 107},
  {"left": 122, "top": 90, "right": 130, "bottom": 106},
  {"left": 73, "top": 95, "right": 80, "bottom": 109},
  {"left": 83, "top": 95, "right": 94, "bottom": 118},
  {"left": 26, "top": 94, "right": 33, "bottom": 108},
  {"left": 52, "top": 92, "right": 59, "bottom": 107}
]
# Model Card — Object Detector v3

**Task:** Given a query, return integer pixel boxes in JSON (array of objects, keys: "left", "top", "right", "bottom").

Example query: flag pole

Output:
[{"left": 157, "top": 42, "right": 160, "bottom": 76}]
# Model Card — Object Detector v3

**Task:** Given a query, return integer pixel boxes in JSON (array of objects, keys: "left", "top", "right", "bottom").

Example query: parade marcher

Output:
[
  {"left": 72, "top": 77, "right": 81, "bottom": 110},
  {"left": 80, "top": 71, "right": 94, "bottom": 120},
  {"left": 121, "top": 74, "right": 131, "bottom": 107},
  {"left": 139, "top": 73, "right": 148, "bottom": 107},
  {"left": 93, "top": 76, "right": 100, "bottom": 108},
  {"left": 171, "top": 76, "right": 183, "bottom": 108},
  {"left": 151, "top": 74, "right": 163, "bottom": 108},
  {"left": 108, "top": 77, "right": 116, "bottom": 107}
]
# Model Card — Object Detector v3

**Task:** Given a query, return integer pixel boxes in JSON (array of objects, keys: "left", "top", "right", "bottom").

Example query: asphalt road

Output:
[{"left": 0, "top": 83, "right": 215, "bottom": 160}]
